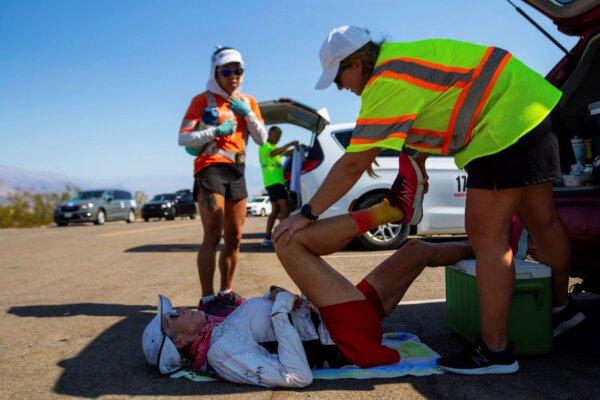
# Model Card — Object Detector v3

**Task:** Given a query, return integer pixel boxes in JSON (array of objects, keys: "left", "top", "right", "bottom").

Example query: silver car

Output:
[
  {"left": 54, "top": 189, "right": 137, "bottom": 226},
  {"left": 259, "top": 98, "right": 467, "bottom": 250}
]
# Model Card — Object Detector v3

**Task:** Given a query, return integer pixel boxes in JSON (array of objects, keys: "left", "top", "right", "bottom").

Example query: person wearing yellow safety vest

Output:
[
  {"left": 273, "top": 26, "right": 583, "bottom": 375},
  {"left": 178, "top": 47, "right": 266, "bottom": 314}
]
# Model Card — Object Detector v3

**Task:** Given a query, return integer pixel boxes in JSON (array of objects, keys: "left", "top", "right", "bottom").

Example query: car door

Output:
[
  {"left": 103, "top": 190, "right": 122, "bottom": 221},
  {"left": 258, "top": 98, "right": 331, "bottom": 211}
]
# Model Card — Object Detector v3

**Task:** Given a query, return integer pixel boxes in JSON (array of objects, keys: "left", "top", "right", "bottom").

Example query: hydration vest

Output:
[{"left": 195, "top": 91, "right": 247, "bottom": 163}]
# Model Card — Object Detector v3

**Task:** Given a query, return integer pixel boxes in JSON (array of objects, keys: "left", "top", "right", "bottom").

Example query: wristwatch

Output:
[{"left": 300, "top": 204, "right": 318, "bottom": 221}]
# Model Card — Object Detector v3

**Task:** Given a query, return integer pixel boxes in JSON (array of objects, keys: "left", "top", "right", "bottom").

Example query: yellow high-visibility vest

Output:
[{"left": 347, "top": 39, "right": 562, "bottom": 169}]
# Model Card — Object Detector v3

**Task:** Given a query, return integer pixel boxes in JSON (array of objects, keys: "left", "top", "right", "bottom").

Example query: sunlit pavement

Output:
[{"left": 1, "top": 217, "right": 598, "bottom": 399}]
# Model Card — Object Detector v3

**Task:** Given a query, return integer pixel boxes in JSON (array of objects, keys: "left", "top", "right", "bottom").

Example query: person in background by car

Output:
[
  {"left": 259, "top": 126, "right": 299, "bottom": 247},
  {"left": 274, "top": 25, "right": 584, "bottom": 375},
  {"left": 178, "top": 46, "right": 266, "bottom": 314}
]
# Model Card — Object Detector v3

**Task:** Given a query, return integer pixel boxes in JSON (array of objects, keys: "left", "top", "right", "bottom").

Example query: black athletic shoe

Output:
[
  {"left": 437, "top": 335, "right": 519, "bottom": 375},
  {"left": 553, "top": 299, "right": 586, "bottom": 337}
]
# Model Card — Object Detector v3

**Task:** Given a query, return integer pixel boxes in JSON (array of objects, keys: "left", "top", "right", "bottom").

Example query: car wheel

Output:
[
  {"left": 354, "top": 193, "right": 409, "bottom": 250},
  {"left": 56, "top": 222, "right": 68, "bottom": 227},
  {"left": 94, "top": 209, "right": 106, "bottom": 225},
  {"left": 190, "top": 213, "right": 197, "bottom": 220},
  {"left": 126, "top": 209, "right": 136, "bottom": 223},
  {"left": 166, "top": 209, "right": 176, "bottom": 221},
  {"left": 260, "top": 208, "right": 266, "bottom": 217},
  {"left": 144, "top": 217, "right": 149, "bottom": 222}
]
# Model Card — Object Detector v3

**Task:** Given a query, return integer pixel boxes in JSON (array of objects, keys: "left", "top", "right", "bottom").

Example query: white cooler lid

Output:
[{"left": 450, "top": 259, "right": 551, "bottom": 279}]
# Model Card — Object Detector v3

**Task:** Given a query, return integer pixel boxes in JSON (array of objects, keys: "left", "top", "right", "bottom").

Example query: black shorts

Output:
[
  {"left": 265, "top": 183, "right": 288, "bottom": 202},
  {"left": 193, "top": 164, "right": 247, "bottom": 201},
  {"left": 464, "top": 117, "right": 561, "bottom": 189}
]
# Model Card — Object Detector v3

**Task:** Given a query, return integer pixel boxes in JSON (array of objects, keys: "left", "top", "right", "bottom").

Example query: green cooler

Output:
[{"left": 445, "top": 259, "right": 552, "bottom": 355}]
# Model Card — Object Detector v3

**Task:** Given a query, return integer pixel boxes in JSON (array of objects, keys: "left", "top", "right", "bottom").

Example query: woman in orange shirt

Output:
[{"left": 178, "top": 47, "right": 266, "bottom": 313}]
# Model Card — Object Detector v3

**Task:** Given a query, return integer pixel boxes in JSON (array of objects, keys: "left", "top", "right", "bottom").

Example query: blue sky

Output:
[{"left": 0, "top": 0, "right": 578, "bottom": 193}]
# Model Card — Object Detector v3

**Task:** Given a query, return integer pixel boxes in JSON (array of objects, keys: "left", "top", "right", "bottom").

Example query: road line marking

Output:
[
  {"left": 96, "top": 223, "right": 192, "bottom": 238},
  {"left": 399, "top": 298, "right": 445, "bottom": 305},
  {"left": 324, "top": 252, "right": 395, "bottom": 259}
]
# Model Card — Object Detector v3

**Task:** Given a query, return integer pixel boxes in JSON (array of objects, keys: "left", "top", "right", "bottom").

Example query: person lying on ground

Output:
[{"left": 143, "top": 201, "right": 473, "bottom": 388}]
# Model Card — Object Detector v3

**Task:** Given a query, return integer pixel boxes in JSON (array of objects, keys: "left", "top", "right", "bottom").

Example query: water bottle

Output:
[
  {"left": 185, "top": 108, "right": 220, "bottom": 156},
  {"left": 571, "top": 136, "right": 585, "bottom": 174}
]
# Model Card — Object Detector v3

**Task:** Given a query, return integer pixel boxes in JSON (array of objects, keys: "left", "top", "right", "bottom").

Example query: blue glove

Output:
[
  {"left": 185, "top": 146, "right": 200, "bottom": 156},
  {"left": 230, "top": 97, "right": 251, "bottom": 117},
  {"left": 215, "top": 119, "right": 236, "bottom": 136}
]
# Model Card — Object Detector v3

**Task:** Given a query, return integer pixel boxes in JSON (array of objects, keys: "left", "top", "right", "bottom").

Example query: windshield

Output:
[
  {"left": 70, "top": 191, "right": 104, "bottom": 200},
  {"left": 250, "top": 197, "right": 266, "bottom": 203},
  {"left": 150, "top": 194, "right": 176, "bottom": 202}
]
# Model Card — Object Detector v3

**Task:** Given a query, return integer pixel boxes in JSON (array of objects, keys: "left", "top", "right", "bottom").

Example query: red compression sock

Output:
[{"left": 349, "top": 199, "right": 404, "bottom": 234}]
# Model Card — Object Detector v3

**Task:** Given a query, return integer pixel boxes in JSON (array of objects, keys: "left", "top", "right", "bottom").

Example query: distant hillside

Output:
[{"left": 0, "top": 164, "right": 265, "bottom": 203}]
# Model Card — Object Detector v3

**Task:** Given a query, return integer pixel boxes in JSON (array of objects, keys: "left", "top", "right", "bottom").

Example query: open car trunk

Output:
[
  {"left": 521, "top": 1, "right": 600, "bottom": 289},
  {"left": 258, "top": 98, "right": 330, "bottom": 210}
]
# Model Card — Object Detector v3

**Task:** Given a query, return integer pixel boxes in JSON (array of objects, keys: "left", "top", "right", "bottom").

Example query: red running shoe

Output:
[
  {"left": 198, "top": 291, "right": 245, "bottom": 318},
  {"left": 384, "top": 153, "right": 425, "bottom": 225}
]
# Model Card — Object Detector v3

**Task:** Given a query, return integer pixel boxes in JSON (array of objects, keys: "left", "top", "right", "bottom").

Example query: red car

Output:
[{"left": 521, "top": 0, "right": 600, "bottom": 293}]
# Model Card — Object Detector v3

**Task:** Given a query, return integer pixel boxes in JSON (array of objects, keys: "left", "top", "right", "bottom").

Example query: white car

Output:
[
  {"left": 259, "top": 98, "right": 467, "bottom": 250},
  {"left": 246, "top": 195, "right": 273, "bottom": 217}
]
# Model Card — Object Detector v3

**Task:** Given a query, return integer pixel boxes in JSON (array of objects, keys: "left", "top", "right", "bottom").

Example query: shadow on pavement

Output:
[
  {"left": 124, "top": 242, "right": 270, "bottom": 254},
  {"left": 6, "top": 294, "right": 599, "bottom": 398}
]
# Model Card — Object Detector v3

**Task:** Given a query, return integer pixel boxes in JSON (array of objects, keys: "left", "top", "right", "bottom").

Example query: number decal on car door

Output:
[{"left": 454, "top": 174, "right": 467, "bottom": 198}]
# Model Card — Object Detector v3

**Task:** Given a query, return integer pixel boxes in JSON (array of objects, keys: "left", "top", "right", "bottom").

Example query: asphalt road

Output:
[{"left": 1, "top": 217, "right": 598, "bottom": 400}]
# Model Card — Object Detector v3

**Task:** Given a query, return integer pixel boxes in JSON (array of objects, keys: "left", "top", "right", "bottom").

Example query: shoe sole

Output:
[
  {"left": 553, "top": 312, "right": 586, "bottom": 337},
  {"left": 406, "top": 156, "right": 425, "bottom": 225},
  {"left": 439, "top": 361, "right": 520, "bottom": 375}
]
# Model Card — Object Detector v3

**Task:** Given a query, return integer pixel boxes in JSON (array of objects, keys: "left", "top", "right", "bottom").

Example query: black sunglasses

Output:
[
  {"left": 334, "top": 63, "right": 351, "bottom": 88},
  {"left": 219, "top": 67, "right": 244, "bottom": 77}
]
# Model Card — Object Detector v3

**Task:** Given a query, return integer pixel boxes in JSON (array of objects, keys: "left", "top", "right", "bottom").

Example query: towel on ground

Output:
[{"left": 170, "top": 332, "right": 442, "bottom": 382}]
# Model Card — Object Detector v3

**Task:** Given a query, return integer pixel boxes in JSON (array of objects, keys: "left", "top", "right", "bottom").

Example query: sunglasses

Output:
[
  {"left": 219, "top": 67, "right": 244, "bottom": 77},
  {"left": 334, "top": 63, "right": 351, "bottom": 88},
  {"left": 166, "top": 311, "right": 180, "bottom": 320}
]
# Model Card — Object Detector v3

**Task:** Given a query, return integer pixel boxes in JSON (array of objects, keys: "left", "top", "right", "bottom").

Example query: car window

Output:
[
  {"left": 181, "top": 193, "right": 193, "bottom": 202},
  {"left": 332, "top": 129, "right": 352, "bottom": 149},
  {"left": 333, "top": 129, "right": 400, "bottom": 157},
  {"left": 164, "top": 194, "right": 176, "bottom": 201},
  {"left": 70, "top": 191, "right": 104, "bottom": 201}
]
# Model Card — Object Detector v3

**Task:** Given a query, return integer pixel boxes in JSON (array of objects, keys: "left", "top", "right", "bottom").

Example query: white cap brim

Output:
[
  {"left": 213, "top": 48, "right": 244, "bottom": 68},
  {"left": 141, "top": 295, "right": 183, "bottom": 375},
  {"left": 314, "top": 62, "right": 339, "bottom": 90}
]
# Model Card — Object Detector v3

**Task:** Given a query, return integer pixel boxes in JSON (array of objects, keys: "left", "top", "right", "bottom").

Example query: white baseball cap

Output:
[
  {"left": 142, "top": 295, "right": 183, "bottom": 374},
  {"left": 315, "top": 26, "right": 372, "bottom": 90},
  {"left": 211, "top": 47, "right": 245, "bottom": 68}
]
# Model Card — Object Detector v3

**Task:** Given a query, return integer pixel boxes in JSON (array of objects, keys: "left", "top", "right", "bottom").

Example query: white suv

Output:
[
  {"left": 246, "top": 195, "right": 272, "bottom": 217},
  {"left": 259, "top": 98, "right": 467, "bottom": 250}
]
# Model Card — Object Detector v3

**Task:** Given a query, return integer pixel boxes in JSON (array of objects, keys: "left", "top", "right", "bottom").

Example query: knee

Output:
[
  {"left": 203, "top": 230, "right": 222, "bottom": 248},
  {"left": 223, "top": 229, "right": 243, "bottom": 248},
  {"left": 274, "top": 230, "right": 306, "bottom": 257},
  {"left": 399, "top": 239, "right": 430, "bottom": 265}
]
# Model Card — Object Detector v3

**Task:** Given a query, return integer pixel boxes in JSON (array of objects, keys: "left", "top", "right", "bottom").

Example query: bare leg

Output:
[
  {"left": 275, "top": 223, "right": 366, "bottom": 307},
  {"left": 219, "top": 198, "right": 247, "bottom": 291},
  {"left": 196, "top": 191, "right": 225, "bottom": 296},
  {"left": 276, "top": 198, "right": 290, "bottom": 221},
  {"left": 466, "top": 187, "right": 521, "bottom": 349},
  {"left": 265, "top": 202, "right": 280, "bottom": 239},
  {"left": 516, "top": 182, "right": 570, "bottom": 306},
  {"left": 365, "top": 240, "right": 474, "bottom": 315}
]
